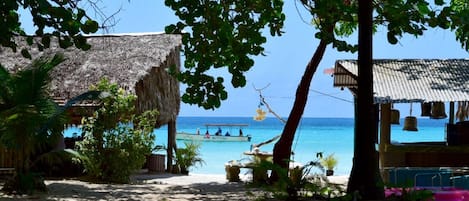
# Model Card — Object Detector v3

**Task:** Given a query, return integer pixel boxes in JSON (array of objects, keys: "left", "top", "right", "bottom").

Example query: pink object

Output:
[
  {"left": 385, "top": 187, "right": 469, "bottom": 201},
  {"left": 384, "top": 188, "right": 404, "bottom": 197},
  {"left": 323, "top": 68, "right": 334, "bottom": 75},
  {"left": 433, "top": 191, "right": 464, "bottom": 201},
  {"left": 462, "top": 191, "right": 469, "bottom": 201}
]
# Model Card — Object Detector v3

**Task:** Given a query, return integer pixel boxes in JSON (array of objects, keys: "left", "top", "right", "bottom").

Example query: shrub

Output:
[
  {"left": 257, "top": 159, "right": 345, "bottom": 201},
  {"left": 174, "top": 141, "right": 204, "bottom": 175},
  {"left": 75, "top": 79, "right": 158, "bottom": 183}
]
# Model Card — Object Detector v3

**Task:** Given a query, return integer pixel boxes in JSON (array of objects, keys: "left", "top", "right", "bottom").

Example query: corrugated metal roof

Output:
[{"left": 334, "top": 59, "right": 469, "bottom": 103}]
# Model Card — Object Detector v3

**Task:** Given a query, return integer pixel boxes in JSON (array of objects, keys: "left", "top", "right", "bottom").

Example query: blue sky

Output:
[{"left": 21, "top": 1, "right": 469, "bottom": 118}]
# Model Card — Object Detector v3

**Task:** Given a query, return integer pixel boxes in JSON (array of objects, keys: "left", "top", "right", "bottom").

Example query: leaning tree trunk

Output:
[
  {"left": 346, "top": 0, "right": 384, "bottom": 199},
  {"left": 271, "top": 38, "right": 328, "bottom": 181}
]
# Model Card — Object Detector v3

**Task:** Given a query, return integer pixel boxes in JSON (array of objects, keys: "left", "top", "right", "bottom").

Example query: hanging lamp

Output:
[
  {"left": 430, "top": 102, "right": 447, "bottom": 119},
  {"left": 421, "top": 102, "right": 432, "bottom": 117},
  {"left": 390, "top": 104, "right": 400, "bottom": 125},
  {"left": 403, "top": 103, "right": 418, "bottom": 131},
  {"left": 456, "top": 101, "right": 468, "bottom": 122}
]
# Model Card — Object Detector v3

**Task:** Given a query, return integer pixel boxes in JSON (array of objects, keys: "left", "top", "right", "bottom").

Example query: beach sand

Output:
[{"left": 0, "top": 172, "right": 348, "bottom": 201}]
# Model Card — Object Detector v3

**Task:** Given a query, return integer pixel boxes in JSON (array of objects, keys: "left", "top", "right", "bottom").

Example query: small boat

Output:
[{"left": 176, "top": 123, "right": 252, "bottom": 142}]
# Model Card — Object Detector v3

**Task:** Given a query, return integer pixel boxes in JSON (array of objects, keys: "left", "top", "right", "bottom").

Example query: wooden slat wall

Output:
[{"left": 0, "top": 146, "right": 15, "bottom": 168}]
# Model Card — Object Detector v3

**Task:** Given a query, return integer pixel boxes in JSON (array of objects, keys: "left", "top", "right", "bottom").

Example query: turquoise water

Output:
[{"left": 65, "top": 117, "right": 449, "bottom": 176}]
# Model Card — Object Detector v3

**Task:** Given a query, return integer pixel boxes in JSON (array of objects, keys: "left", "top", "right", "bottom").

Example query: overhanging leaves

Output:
[
  {"left": 0, "top": 0, "right": 99, "bottom": 58},
  {"left": 165, "top": 0, "right": 285, "bottom": 110}
]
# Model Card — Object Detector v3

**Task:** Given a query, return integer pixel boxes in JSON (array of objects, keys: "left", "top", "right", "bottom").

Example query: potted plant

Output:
[
  {"left": 320, "top": 153, "right": 338, "bottom": 176},
  {"left": 174, "top": 141, "right": 204, "bottom": 175},
  {"left": 146, "top": 145, "right": 167, "bottom": 173},
  {"left": 225, "top": 160, "right": 241, "bottom": 182}
]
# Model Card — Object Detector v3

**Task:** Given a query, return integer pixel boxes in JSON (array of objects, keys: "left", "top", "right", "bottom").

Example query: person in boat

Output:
[
  {"left": 205, "top": 130, "right": 210, "bottom": 138},
  {"left": 196, "top": 128, "right": 200, "bottom": 135},
  {"left": 215, "top": 127, "right": 222, "bottom": 136},
  {"left": 225, "top": 131, "right": 230, "bottom": 136},
  {"left": 239, "top": 129, "right": 243, "bottom": 136}
]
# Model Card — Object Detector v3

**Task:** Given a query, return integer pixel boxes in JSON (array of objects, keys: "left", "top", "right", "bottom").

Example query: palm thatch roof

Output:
[
  {"left": 1, "top": 33, "right": 182, "bottom": 126},
  {"left": 334, "top": 59, "right": 469, "bottom": 104}
]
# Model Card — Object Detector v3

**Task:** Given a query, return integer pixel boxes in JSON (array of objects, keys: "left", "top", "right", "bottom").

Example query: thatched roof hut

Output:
[
  {"left": 1, "top": 32, "right": 181, "bottom": 127},
  {"left": 1, "top": 33, "right": 182, "bottom": 172}
]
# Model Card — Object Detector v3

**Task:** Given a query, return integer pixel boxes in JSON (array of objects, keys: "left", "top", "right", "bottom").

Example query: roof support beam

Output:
[{"left": 450, "top": 102, "right": 455, "bottom": 124}]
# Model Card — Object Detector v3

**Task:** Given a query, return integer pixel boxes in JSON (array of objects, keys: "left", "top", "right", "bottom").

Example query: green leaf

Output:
[
  {"left": 416, "top": 2, "right": 430, "bottom": 15},
  {"left": 165, "top": 24, "right": 177, "bottom": 33},
  {"left": 387, "top": 32, "right": 398, "bottom": 44},
  {"left": 21, "top": 49, "right": 32, "bottom": 59},
  {"left": 434, "top": 0, "right": 444, "bottom": 6},
  {"left": 7, "top": 114, "right": 19, "bottom": 121},
  {"left": 220, "top": 91, "right": 228, "bottom": 100},
  {"left": 41, "top": 35, "right": 50, "bottom": 48},
  {"left": 26, "top": 36, "right": 33, "bottom": 45},
  {"left": 58, "top": 37, "right": 73, "bottom": 48},
  {"left": 73, "top": 35, "right": 89, "bottom": 50},
  {"left": 82, "top": 20, "right": 99, "bottom": 34},
  {"left": 76, "top": 8, "right": 86, "bottom": 19}
]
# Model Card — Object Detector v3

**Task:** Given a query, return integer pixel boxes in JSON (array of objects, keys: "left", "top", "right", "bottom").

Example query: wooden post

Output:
[
  {"left": 449, "top": 102, "right": 455, "bottom": 124},
  {"left": 167, "top": 120, "right": 177, "bottom": 173},
  {"left": 379, "top": 103, "right": 391, "bottom": 183}
]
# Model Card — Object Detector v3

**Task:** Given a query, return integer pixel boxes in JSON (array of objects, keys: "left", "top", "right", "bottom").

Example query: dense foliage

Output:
[
  {"left": 76, "top": 79, "right": 158, "bottom": 183},
  {"left": 257, "top": 159, "right": 345, "bottom": 201},
  {"left": 1, "top": 0, "right": 99, "bottom": 59},
  {"left": 0, "top": 54, "right": 67, "bottom": 194},
  {"left": 165, "top": 0, "right": 285, "bottom": 109}
]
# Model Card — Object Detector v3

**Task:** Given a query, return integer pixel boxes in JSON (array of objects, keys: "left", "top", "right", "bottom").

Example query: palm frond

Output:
[
  {"left": 0, "top": 64, "right": 13, "bottom": 110},
  {"left": 0, "top": 53, "right": 67, "bottom": 174},
  {"left": 13, "top": 56, "right": 61, "bottom": 105}
]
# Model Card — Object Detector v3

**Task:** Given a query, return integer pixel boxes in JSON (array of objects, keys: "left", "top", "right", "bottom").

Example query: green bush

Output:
[{"left": 75, "top": 79, "right": 158, "bottom": 183}]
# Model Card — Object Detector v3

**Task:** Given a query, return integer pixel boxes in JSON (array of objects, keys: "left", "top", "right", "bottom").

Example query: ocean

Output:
[{"left": 65, "top": 117, "right": 449, "bottom": 176}]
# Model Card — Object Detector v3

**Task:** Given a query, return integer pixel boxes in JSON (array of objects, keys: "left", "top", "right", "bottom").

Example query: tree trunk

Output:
[
  {"left": 271, "top": 38, "right": 328, "bottom": 181},
  {"left": 346, "top": 0, "right": 384, "bottom": 199}
]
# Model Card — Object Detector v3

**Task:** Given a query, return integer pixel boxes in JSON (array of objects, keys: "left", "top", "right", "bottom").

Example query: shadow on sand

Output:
[{"left": 0, "top": 173, "right": 264, "bottom": 201}]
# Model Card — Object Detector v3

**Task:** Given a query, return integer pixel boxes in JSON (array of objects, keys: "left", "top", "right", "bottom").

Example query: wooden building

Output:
[{"left": 333, "top": 59, "right": 469, "bottom": 181}]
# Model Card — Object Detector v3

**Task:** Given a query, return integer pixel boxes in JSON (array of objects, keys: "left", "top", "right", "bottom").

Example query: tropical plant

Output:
[
  {"left": 0, "top": 56, "right": 115, "bottom": 194},
  {"left": 320, "top": 154, "right": 338, "bottom": 176},
  {"left": 174, "top": 141, "right": 204, "bottom": 175},
  {"left": 75, "top": 78, "right": 158, "bottom": 183},
  {"left": 0, "top": 54, "right": 67, "bottom": 194},
  {"left": 320, "top": 154, "right": 338, "bottom": 171},
  {"left": 257, "top": 159, "right": 345, "bottom": 201}
]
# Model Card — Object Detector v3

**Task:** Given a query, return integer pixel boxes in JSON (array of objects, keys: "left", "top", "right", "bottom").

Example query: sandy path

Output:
[
  {"left": 0, "top": 173, "right": 263, "bottom": 201},
  {"left": 0, "top": 173, "right": 348, "bottom": 201}
]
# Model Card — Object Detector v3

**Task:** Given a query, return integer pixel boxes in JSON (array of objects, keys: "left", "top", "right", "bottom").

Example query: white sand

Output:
[{"left": 0, "top": 173, "right": 349, "bottom": 201}]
